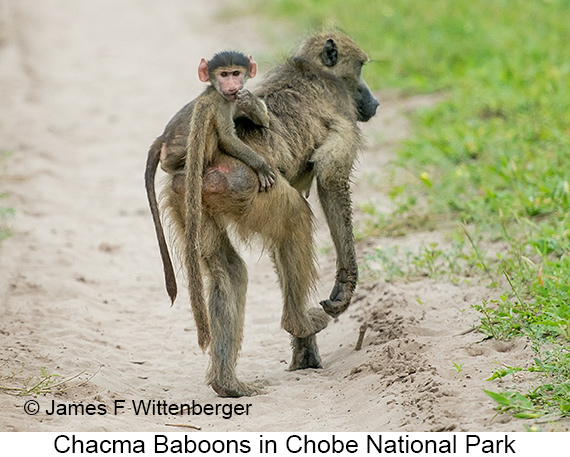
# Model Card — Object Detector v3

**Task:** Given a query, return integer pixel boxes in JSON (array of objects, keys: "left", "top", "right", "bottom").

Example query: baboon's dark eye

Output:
[
  {"left": 220, "top": 71, "right": 228, "bottom": 77},
  {"left": 233, "top": 71, "right": 241, "bottom": 77}
]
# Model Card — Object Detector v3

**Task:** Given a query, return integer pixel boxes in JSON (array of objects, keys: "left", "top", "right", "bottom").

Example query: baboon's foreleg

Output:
[
  {"left": 312, "top": 121, "right": 360, "bottom": 318},
  {"left": 200, "top": 214, "right": 258, "bottom": 397},
  {"left": 316, "top": 177, "right": 358, "bottom": 318}
]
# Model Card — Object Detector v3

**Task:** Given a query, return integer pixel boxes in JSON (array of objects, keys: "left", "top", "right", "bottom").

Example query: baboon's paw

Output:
[
  {"left": 289, "top": 335, "right": 323, "bottom": 371},
  {"left": 210, "top": 380, "right": 263, "bottom": 398},
  {"left": 320, "top": 270, "right": 354, "bottom": 318},
  {"left": 320, "top": 298, "right": 348, "bottom": 318},
  {"left": 289, "top": 355, "right": 322, "bottom": 371}
]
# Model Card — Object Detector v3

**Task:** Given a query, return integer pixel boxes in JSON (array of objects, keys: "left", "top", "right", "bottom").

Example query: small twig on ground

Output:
[
  {"left": 355, "top": 323, "right": 368, "bottom": 351},
  {"left": 455, "top": 326, "right": 479, "bottom": 336},
  {"left": 165, "top": 423, "right": 202, "bottom": 430}
]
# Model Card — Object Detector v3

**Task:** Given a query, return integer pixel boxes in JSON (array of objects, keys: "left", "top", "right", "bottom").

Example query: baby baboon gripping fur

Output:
[
  {"left": 145, "top": 52, "right": 274, "bottom": 327},
  {"left": 185, "top": 52, "right": 275, "bottom": 350},
  {"left": 145, "top": 32, "right": 379, "bottom": 397}
]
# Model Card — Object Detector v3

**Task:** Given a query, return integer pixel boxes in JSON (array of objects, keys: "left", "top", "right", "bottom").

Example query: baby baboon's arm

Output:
[
  {"left": 216, "top": 103, "right": 275, "bottom": 191},
  {"left": 157, "top": 90, "right": 270, "bottom": 179}
]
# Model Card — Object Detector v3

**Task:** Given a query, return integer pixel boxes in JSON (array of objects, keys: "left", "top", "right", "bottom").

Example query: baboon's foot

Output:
[
  {"left": 210, "top": 379, "right": 262, "bottom": 398},
  {"left": 159, "top": 138, "right": 186, "bottom": 173},
  {"left": 282, "top": 307, "right": 330, "bottom": 339},
  {"left": 289, "top": 334, "right": 323, "bottom": 371},
  {"left": 172, "top": 172, "right": 185, "bottom": 195}
]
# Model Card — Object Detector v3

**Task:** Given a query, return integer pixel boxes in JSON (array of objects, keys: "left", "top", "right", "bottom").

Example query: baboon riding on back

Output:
[{"left": 145, "top": 32, "right": 379, "bottom": 397}]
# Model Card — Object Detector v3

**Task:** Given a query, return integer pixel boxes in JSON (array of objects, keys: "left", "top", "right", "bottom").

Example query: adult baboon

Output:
[{"left": 146, "top": 32, "right": 379, "bottom": 397}]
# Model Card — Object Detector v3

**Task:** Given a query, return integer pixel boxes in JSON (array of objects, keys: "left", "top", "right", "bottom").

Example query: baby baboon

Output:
[
  {"left": 192, "top": 52, "right": 275, "bottom": 191},
  {"left": 184, "top": 52, "right": 275, "bottom": 350},
  {"left": 145, "top": 51, "right": 274, "bottom": 322},
  {"left": 146, "top": 32, "right": 379, "bottom": 397}
]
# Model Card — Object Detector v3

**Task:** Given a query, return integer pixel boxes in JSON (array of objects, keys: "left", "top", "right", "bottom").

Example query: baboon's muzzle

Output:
[{"left": 356, "top": 84, "right": 379, "bottom": 122}]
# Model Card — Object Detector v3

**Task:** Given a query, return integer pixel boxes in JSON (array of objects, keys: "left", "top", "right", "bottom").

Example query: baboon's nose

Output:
[{"left": 369, "top": 96, "right": 380, "bottom": 117}]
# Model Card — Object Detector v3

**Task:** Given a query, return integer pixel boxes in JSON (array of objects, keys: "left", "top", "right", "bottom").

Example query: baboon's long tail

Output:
[
  {"left": 145, "top": 136, "right": 178, "bottom": 304},
  {"left": 185, "top": 105, "right": 212, "bottom": 351}
]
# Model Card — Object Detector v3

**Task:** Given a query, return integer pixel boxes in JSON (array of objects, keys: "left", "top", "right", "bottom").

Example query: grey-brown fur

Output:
[
  {"left": 184, "top": 83, "right": 274, "bottom": 351},
  {"left": 145, "top": 66, "right": 273, "bottom": 351},
  {"left": 145, "top": 31, "right": 378, "bottom": 397}
]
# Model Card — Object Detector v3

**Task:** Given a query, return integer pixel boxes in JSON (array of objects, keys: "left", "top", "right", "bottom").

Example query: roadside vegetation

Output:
[
  {"left": 0, "top": 363, "right": 100, "bottom": 397},
  {"left": 255, "top": 0, "right": 570, "bottom": 423}
]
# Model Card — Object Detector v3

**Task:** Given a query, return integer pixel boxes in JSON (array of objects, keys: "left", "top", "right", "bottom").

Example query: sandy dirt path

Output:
[{"left": 0, "top": 0, "right": 553, "bottom": 433}]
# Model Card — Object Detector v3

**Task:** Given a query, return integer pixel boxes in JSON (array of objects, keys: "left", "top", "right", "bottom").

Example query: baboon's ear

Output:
[
  {"left": 247, "top": 55, "right": 258, "bottom": 79},
  {"left": 321, "top": 38, "right": 338, "bottom": 67},
  {"left": 198, "top": 58, "right": 210, "bottom": 83}
]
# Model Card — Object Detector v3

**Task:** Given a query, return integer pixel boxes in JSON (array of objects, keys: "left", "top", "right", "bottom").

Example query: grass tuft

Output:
[{"left": 0, "top": 363, "right": 101, "bottom": 397}]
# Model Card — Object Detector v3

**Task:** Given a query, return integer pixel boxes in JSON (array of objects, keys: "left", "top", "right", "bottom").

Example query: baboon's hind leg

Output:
[
  {"left": 202, "top": 159, "right": 330, "bottom": 372},
  {"left": 266, "top": 191, "right": 330, "bottom": 370},
  {"left": 271, "top": 239, "right": 329, "bottom": 340},
  {"left": 201, "top": 214, "right": 259, "bottom": 398}
]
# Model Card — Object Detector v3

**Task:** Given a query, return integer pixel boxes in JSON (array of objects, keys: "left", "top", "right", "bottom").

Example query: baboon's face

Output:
[
  {"left": 198, "top": 53, "right": 258, "bottom": 102},
  {"left": 297, "top": 33, "right": 379, "bottom": 122},
  {"left": 213, "top": 68, "right": 248, "bottom": 101}
]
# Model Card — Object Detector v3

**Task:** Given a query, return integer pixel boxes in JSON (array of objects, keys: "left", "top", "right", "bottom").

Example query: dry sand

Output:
[{"left": 0, "top": 0, "right": 558, "bottom": 432}]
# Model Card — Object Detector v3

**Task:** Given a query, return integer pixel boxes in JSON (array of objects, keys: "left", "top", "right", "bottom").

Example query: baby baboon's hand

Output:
[
  {"left": 235, "top": 89, "right": 254, "bottom": 110},
  {"left": 257, "top": 162, "right": 276, "bottom": 192},
  {"left": 236, "top": 88, "right": 270, "bottom": 128}
]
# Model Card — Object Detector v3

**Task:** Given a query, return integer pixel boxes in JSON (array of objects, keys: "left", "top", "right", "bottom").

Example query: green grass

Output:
[
  {"left": 0, "top": 365, "right": 62, "bottom": 397},
  {"left": 255, "top": 0, "right": 570, "bottom": 423},
  {"left": 361, "top": 238, "right": 484, "bottom": 284},
  {"left": 0, "top": 363, "right": 101, "bottom": 397}
]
